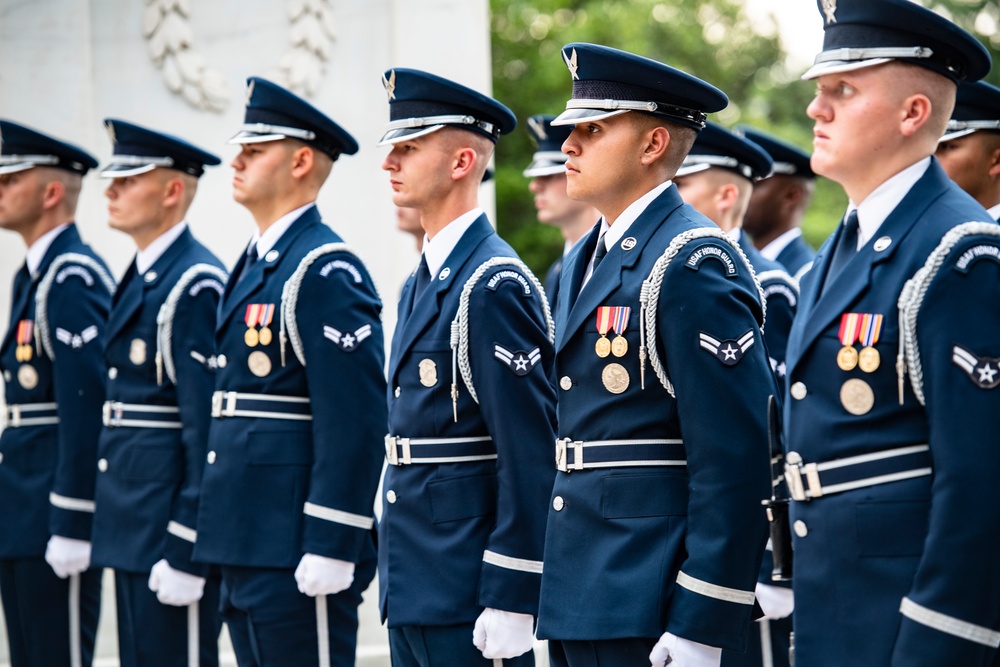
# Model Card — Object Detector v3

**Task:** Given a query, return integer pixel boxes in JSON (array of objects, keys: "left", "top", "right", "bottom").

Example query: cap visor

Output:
[
  {"left": 801, "top": 57, "right": 892, "bottom": 81},
  {"left": 98, "top": 163, "right": 158, "bottom": 179},
  {"left": 0, "top": 162, "right": 36, "bottom": 175},
  {"left": 227, "top": 131, "right": 288, "bottom": 145},
  {"left": 522, "top": 159, "right": 568, "bottom": 178},
  {"left": 940, "top": 128, "right": 979, "bottom": 142},
  {"left": 550, "top": 108, "right": 629, "bottom": 126},
  {"left": 377, "top": 125, "right": 445, "bottom": 147},
  {"left": 674, "top": 162, "right": 712, "bottom": 179}
]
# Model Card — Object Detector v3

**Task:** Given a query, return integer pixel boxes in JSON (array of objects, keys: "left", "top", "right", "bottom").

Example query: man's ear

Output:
[
  {"left": 41, "top": 179, "right": 65, "bottom": 211},
  {"left": 899, "top": 93, "right": 933, "bottom": 138},
  {"left": 290, "top": 145, "right": 315, "bottom": 180},
  {"left": 640, "top": 126, "right": 671, "bottom": 165},
  {"left": 451, "top": 147, "right": 478, "bottom": 181}
]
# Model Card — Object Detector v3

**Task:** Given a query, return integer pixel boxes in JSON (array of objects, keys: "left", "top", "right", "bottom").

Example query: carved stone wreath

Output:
[{"left": 144, "top": 0, "right": 336, "bottom": 112}]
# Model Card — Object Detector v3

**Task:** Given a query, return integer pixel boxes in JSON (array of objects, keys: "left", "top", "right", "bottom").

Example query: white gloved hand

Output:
[
  {"left": 294, "top": 554, "right": 355, "bottom": 596},
  {"left": 44, "top": 535, "right": 91, "bottom": 579},
  {"left": 148, "top": 558, "right": 206, "bottom": 606},
  {"left": 755, "top": 582, "right": 794, "bottom": 620},
  {"left": 649, "top": 632, "right": 722, "bottom": 667},
  {"left": 472, "top": 607, "right": 535, "bottom": 659}
]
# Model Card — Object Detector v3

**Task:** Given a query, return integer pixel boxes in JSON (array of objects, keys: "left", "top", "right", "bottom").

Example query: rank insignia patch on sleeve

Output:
[
  {"left": 699, "top": 329, "right": 754, "bottom": 366},
  {"left": 952, "top": 344, "right": 1000, "bottom": 389},
  {"left": 323, "top": 324, "right": 372, "bottom": 352},
  {"left": 56, "top": 325, "right": 98, "bottom": 349},
  {"left": 494, "top": 344, "right": 541, "bottom": 376}
]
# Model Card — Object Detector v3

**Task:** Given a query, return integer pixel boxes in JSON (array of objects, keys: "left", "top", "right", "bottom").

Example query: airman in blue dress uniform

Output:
[
  {"left": 738, "top": 127, "right": 817, "bottom": 281},
  {"left": 192, "top": 78, "right": 386, "bottom": 667},
  {"left": 523, "top": 114, "right": 598, "bottom": 310},
  {"left": 0, "top": 121, "right": 113, "bottom": 667},
  {"left": 936, "top": 80, "right": 1000, "bottom": 221},
  {"left": 785, "top": 2, "right": 1000, "bottom": 664},
  {"left": 672, "top": 123, "right": 796, "bottom": 667},
  {"left": 91, "top": 119, "right": 226, "bottom": 667},
  {"left": 533, "top": 44, "right": 777, "bottom": 667},
  {"left": 377, "top": 68, "right": 556, "bottom": 666}
]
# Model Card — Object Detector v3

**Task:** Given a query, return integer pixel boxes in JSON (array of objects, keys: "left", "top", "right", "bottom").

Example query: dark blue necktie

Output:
[
  {"left": 411, "top": 255, "right": 431, "bottom": 312},
  {"left": 11, "top": 264, "right": 31, "bottom": 307},
  {"left": 235, "top": 243, "right": 258, "bottom": 286},
  {"left": 822, "top": 210, "right": 859, "bottom": 294},
  {"left": 592, "top": 233, "right": 608, "bottom": 271}
]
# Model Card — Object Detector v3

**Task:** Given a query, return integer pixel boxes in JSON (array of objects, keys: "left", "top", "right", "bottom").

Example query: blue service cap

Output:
[
  {"left": 100, "top": 119, "right": 221, "bottom": 178},
  {"left": 523, "top": 114, "right": 572, "bottom": 178},
  {"left": 802, "top": 0, "right": 991, "bottom": 83},
  {"left": 550, "top": 43, "right": 728, "bottom": 130},
  {"left": 0, "top": 120, "right": 97, "bottom": 176},
  {"left": 378, "top": 68, "right": 517, "bottom": 146},
  {"left": 676, "top": 122, "right": 773, "bottom": 182},
  {"left": 736, "top": 126, "right": 814, "bottom": 179},
  {"left": 228, "top": 77, "right": 358, "bottom": 160},
  {"left": 941, "top": 81, "right": 1000, "bottom": 142}
]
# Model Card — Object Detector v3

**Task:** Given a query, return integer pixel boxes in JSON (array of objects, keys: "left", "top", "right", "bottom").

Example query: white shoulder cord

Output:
[
  {"left": 449, "top": 257, "right": 554, "bottom": 421},
  {"left": 896, "top": 221, "right": 1000, "bottom": 406},
  {"left": 35, "top": 253, "right": 116, "bottom": 360},
  {"left": 279, "top": 243, "right": 378, "bottom": 367},
  {"left": 639, "top": 229, "right": 765, "bottom": 395},
  {"left": 155, "top": 264, "right": 228, "bottom": 385}
]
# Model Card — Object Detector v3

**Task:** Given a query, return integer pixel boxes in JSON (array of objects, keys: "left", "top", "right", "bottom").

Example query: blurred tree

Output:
[{"left": 490, "top": 0, "right": 1000, "bottom": 272}]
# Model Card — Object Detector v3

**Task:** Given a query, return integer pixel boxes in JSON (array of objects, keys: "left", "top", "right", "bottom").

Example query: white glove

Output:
[
  {"left": 294, "top": 554, "right": 355, "bottom": 596},
  {"left": 755, "top": 582, "right": 794, "bottom": 620},
  {"left": 148, "top": 558, "right": 206, "bottom": 606},
  {"left": 44, "top": 535, "right": 91, "bottom": 579},
  {"left": 472, "top": 607, "right": 535, "bottom": 659},
  {"left": 649, "top": 632, "right": 722, "bottom": 667}
]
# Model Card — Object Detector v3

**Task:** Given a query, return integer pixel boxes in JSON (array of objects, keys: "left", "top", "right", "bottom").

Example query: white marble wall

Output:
[{"left": 0, "top": 0, "right": 495, "bottom": 342}]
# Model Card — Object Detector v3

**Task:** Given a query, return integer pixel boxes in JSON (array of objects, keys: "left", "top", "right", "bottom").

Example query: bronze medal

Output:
[
  {"left": 595, "top": 336, "right": 611, "bottom": 358},
  {"left": 21, "top": 345, "right": 32, "bottom": 362},
  {"left": 258, "top": 326, "right": 273, "bottom": 346},
  {"left": 611, "top": 335, "right": 628, "bottom": 358},
  {"left": 840, "top": 378, "right": 874, "bottom": 416},
  {"left": 247, "top": 350, "right": 271, "bottom": 377},
  {"left": 837, "top": 345, "right": 858, "bottom": 371},
  {"left": 602, "top": 362, "right": 630, "bottom": 394},
  {"left": 15, "top": 345, "right": 25, "bottom": 363},
  {"left": 17, "top": 364, "right": 38, "bottom": 390},
  {"left": 244, "top": 327, "right": 259, "bottom": 347},
  {"left": 858, "top": 346, "right": 880, "bottom": 373}
]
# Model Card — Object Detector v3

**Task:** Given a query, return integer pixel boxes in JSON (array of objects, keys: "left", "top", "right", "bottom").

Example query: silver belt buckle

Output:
[
  {"left": 102, "top": 401, "right": 112, "bottom": 427},
  {"left": 784, "top": 451, "right": 823, "bottom": 501},
  {"left": 103, "top": 401, "right": 124, "bottom": 427},
  {"left": 211, "top": 391, "right": 223, "bottom": 418},
  {"left": 1, "top": 404, "right": 12, "bottom": 429},
  {"left": 555, "top": 439, "right": 567, "bottom": 472},
  {"left": 211, "top": 391, "right": 238, "bottom": 418},
  {"left": 555, "top": 439, "right": 584, "bottom": 472},
  {"left": 385, "top": 435, "right": 399, "bottom": 465}
]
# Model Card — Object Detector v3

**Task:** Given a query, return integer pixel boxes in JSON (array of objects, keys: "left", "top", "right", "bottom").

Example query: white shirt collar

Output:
[
  {"left": 135, "top": 221, "right": 187, "bottom": 274},
  {"left": 26, "top": 222, "right": 71, "bottom": 277},
  {"left": 249, "top": 202, "right": 316, "bottom": 258},
  {"left": 581, "top": 180, "right": 672, "bottom": 289},
  {"left": 849, "top": 157, "right": 931, "bottom": 249},
  {"left": 422, "top": 208, "right": 484, "bottom": 279},
  {"left": 759, "top": 227, "right": 803, "bottom": 261},
  {"left": 727, "top": 228, "right": 743, "bottom": 244},
  {"left": 988, "top": 203, "right": 1000, "bottom": 221},
  {"left": 562, "top": 239, "right": 576, "bottom": 258}
]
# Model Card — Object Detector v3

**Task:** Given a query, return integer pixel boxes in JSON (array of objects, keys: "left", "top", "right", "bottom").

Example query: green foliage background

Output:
[{"left": 489, "top": 0, "right": 1000, "bottom": 276}]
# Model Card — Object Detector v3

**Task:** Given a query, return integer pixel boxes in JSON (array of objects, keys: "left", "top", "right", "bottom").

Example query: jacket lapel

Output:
[
  {"left": 788, "top": 161, "right": 951, "bottom": 373},
  {"left": 388, "top": 215, "right": 494, "bottom": 384},
  {"left": 556, "top": 186, "right": 682, "bottom": 353},
  {"left": 217, "top": 207, "right": 320, "bottom": 331},
  {"left": 1, "top": 266, "right": 33, "bottom": 355}
]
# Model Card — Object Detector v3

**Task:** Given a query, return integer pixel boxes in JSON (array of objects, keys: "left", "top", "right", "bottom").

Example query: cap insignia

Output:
[
  {"left": 527, "top": 116, "right": 547, "bottom": 141},
  {"left": 822, "top": 0, "right": 837, "bottom": 24},
  {"left": 383, "top": 70, "right": 397, "bottom": 101},
  {"left": 105, "top": 122, "right": 116, "bottom": 144},
  {"left": 563, "top": 48, "right": 580, "bottom": 81},
  {"left": 245, "top": 79, "right": 255, "bottom": 107}
]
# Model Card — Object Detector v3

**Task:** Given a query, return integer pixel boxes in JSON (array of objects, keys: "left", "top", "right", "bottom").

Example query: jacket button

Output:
[
  {"left": 108, "top": 367, "right": 118, "bottom": 380},
  {"left": 790, "top": 382, "right": 807, "bottom": 400},
  {"left": 207, "top": 451, "right": 217, "bottom": 464},
  {"left": 793, "top": 520, "right": 808, "bottom": 537},
  {"left": 97, "top": 458, "right": 108, "bottom": 472},
  {"left": 394, "top": 387, "right": 401, "bottom": 398},
  {"left": 0, "top": 453, "right": 4, "bottom": 464},
  {"left": 559, "top": 376, "right": 572, "bottom": 391},
  {"left": 553, "top": 496, "right": 565, "bottom": 511},
  {"left": 217, "top": 355, "right": 228, "bottom": 368},
  {"left": 386, "top": 490, "right": 397, "bottom": 504}
]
